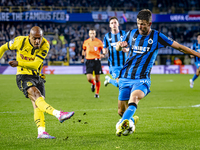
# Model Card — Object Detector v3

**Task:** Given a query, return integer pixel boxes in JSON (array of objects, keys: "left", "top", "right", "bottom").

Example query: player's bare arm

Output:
[
  {"left": 171, "top": 41, "right": 200, "bottom": 58},
  {"left": 103, "top": 48, "right": 108, "bottom": 54}
]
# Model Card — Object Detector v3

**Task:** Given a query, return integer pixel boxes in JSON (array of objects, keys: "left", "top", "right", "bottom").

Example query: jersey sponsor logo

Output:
[
  {"left": 132, "top": 45, "right": 150, "bottom": 53},
  {"left": 110, "top": 42, "right": 117, "bottom": 47},
  {"left": 27, "top": 82, "right": 33, "bottom": 87},
  {"left": 20, "top": 54, "right": 35, "bottom": 61}
]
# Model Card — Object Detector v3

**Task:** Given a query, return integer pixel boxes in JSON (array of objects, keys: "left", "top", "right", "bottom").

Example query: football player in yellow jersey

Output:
[{"left": 0, "top": 26, "right": 74, "bottom": 139}]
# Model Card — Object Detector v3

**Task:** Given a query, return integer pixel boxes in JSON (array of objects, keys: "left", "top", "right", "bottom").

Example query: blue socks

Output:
[
  {"left": 109, "top": 79, "right": 119, "bottom": 87},
  {"left": 192, "top": 74, "right": 198, "bottom": 81},
  {"left": 120, "top": 103, "right": 137, "bottom": 123}
]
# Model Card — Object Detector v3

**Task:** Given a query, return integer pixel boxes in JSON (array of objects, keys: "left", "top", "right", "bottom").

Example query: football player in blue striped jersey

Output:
[
  {"left": 115, "top": 9, "right": 200, "bottom": 136},
  {"left": 103, "top": 16, "right": 127, "bottom": 88},
  {"left": 103, "top": 17, "right": 138, "bottom": 126}
]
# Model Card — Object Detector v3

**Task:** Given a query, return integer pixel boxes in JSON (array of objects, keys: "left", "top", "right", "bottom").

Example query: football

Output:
[{"left": 116, "top": 119, "right": 135, "bottom": 136}]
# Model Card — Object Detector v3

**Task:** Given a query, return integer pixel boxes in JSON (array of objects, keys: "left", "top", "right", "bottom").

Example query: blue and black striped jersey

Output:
[
  {"left": 103, "top": 30, "right": 127, "bottom": 67},
  {"left": 191, "top": 42, "right": 200, "bottom": 62},
  {"left": 119, "top": 29, "right": 173, "bottom": 79}
]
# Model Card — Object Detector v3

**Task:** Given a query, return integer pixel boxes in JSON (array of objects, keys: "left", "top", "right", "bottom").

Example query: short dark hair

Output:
[
  {"left": 137, "top": 9, "right": 152, "bottom": 22},
  {"left": 197, "top": 32, "right": 200, "bottom": 37},
  {"left": 109, "top": 16, "right": 119, "bottom": 24},
  {"left": 89, "top": 28, "right": 96, "bottom": 31}
]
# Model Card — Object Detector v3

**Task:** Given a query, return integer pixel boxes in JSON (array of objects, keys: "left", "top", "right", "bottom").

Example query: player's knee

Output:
[{"left": 27, "top": 86, "right": 42, "bottom": 98}]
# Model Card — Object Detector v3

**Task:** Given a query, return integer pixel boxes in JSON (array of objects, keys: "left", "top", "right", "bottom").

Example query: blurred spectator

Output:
[
  {"left": 49, "top": 54, "right": 57, "bottom": 63},
  {"left": 166, "top": 55, "right": 171, "bottom": 65},
  {"left": 174, "top": 57, "right": 182, "bottom": 65},
  {"left": 61, "top": 44, "right": 67, "bottom": 55},
  {"left": 184, "top": 55, "right": 191, "bottom": 65},
  {"left": 69, "top": 41, "right": 76, "bottom": 63}
]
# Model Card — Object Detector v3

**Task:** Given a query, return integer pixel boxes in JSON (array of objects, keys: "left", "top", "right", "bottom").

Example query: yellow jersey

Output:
[{"left": 0, "top": 36, "right": 49, "bottom": 75}]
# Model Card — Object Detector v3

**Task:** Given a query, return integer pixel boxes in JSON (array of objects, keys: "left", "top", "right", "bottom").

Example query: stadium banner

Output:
[
  {"left": 1, "top": 11, "right": 200, "bottom": 23},
  {"left": 69, "top": 13, "right": 93, "bottom": 22},
  {"left": 0, "top": 10, "right": 68, "bottom": 23},
  {"left": 92, "top": 11, "right": 108, "bottom": 22},
  {"left": 92, "top": 11, "right": 137, "bottom": 23},
  {"left": 0, "top": 65, "right": 196, "bottom": 75},
  {"left": 152, "top": 14, "right": 200, "bottom": 22},
  {"left": 42, "top": 66, "right": 83, "bottom": 74}
]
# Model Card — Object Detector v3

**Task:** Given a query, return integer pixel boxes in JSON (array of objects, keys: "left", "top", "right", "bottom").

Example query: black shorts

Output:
[
  {"left": 86, "top": 59, "right": 103, "bottom": 75},
  {"left": 16, "top": 75, "right": 46, "bottom": 98}
]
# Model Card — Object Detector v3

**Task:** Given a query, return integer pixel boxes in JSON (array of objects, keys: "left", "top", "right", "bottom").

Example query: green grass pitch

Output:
[{"left": 0, "top": 74, "right": 200, "bottom": 150}]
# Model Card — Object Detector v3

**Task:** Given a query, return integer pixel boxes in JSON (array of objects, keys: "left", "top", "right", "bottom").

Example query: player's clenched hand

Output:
[
  {"left": 120, "top": 41, "right": 128, "bottom": 47},
  {"left": 116, "top": 41, "right": 128, "bottom": 51},
  {"left": 8, "top": 60, "right": 18, "bottom": 67},
  {"left": 81, "top": 59, "right": 84, "bottom": 63}
]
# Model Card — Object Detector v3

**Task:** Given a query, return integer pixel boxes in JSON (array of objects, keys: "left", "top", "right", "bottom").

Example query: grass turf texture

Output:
[{"left": 0, "top": 74, "right": 200, "bottom": 150}]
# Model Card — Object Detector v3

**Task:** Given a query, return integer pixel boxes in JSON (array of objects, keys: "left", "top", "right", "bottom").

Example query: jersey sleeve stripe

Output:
[
  {"left": 7, "top": 42, "right": 11, "bottom": 50},
  {"left": 20, "top": 38, "right": 26, "bottom": 50},
  {"left": 158, "top": 33, "right": 171, "bottom": 47},
  {"left": 40, "top": 41, "right": 45, "bottom": 48},
  {"left": 36, "top": 55, "right": 44, "bottom": 60}
]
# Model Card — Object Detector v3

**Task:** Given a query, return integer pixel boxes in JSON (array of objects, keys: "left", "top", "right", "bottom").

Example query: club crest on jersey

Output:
[
  {"left": 9, "top": 39, "right": 15, "bottom": 47},
  {"left": 27, "top": 82, "right": 33, "bottom": 87},
  {"left": 148, "top": 38, "right": 153, "bottom": 44},
  {"left": 94, "top": 47, "right": 98, "bottom": 51}
]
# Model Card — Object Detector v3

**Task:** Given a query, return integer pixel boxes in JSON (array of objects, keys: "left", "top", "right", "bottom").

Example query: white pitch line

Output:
[
  {"left": 154, "top": 104, "right": 200, "bottom": 109},
  {"left": 166, "top": 79, "right": 174, "bottom": 82},
  {"left": 1, "top": 104, "right": 200, "bottom": 114},
  {"left": 191, "top": 104, "right": 200, "bottom": 107}
]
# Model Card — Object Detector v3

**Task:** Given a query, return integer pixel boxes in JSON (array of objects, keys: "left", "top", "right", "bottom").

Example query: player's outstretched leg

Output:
[
  {"left": 116, "top": 119, "right": 129, "bottom": 137},
  {"left": 91, "top": 84, "right": 95, "bottom": 92},
  {"left": 37, "top": 132, "right": 56, "bottom": 139},
  {"left": 58, "top": 111, "right": 75, "bottom": 123},
  {"left": 189, "top": 79, "right": 194, "bottom": 88},
  {"left": 104, "top": 75, "right": 110, "bottom": 86},
  {"left": 35, "top": 97, "right": 74, "bottom": 123}
]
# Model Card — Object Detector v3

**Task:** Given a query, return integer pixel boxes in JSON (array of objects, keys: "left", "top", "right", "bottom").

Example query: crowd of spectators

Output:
[
  {"left": 0, "top": 22, "right": 200, "bottom": 65},
  {"left": 1, "top": 0, "right": 200, "bottom": 13},
  {"left": 157, "top": 0, "right": 200, "bottom": 14}
]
